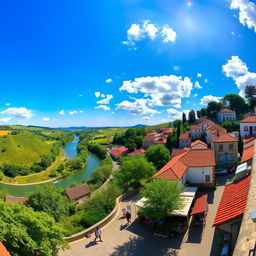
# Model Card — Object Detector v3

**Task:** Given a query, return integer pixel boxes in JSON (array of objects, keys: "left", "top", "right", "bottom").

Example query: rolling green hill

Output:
[{"left": 0, "top": 131, "right": 53, "bottom": 166}]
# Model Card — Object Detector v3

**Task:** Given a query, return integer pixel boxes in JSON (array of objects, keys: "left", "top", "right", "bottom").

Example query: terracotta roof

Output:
[
  {"left": 146, "top": 132, "right": 156, "bottom": 136},
  {"left": 191, "top": 140, "right": 207, "bottom": 148},
  {"left": 243, "top": 136, "right": 255, "bottom": 145},
  {"left": 171, "top": 148, "right": 190, "bottom": 157},
  {"left": 213, "top": 132, "right": 238, "bottom": 143},
  {"left": 179, "top": 132, "right": 191, "bottom": 140},
  {"left": 191, "top": 194, "right": 208, "bottom": 215},
  {"left": 190, "top": 125, "right": 200, "bottom": 130},
  {"left": 0, "top": 242, "right": 10, "bottom": 256},
  {"left": 5, "top": 196, "right": 28, "bottom": 204},
  {"left": 201, "top": 119, "right": 213, "bottom": 125},
  {"left": 127, "top": 148, "right": 145, "bottom": 156},
  {"left": 64, "top": 183, "right": 91, "bottom": 200},
  {"left": 110, "top": 147, "right": 128, "bottom": 156},
  {"left": 241, "top": 145, "right": 254, "bottom": 163},
  {"left": 206, "top": 123, "right": 226, "bottom": 131},
  {"left": 213, "top": 175, "right": 250, "bottom": 226},
  {"left": 153, "top": 149, "right": 215, "bottom": 180},
  {"left": 220, "top": 108, "right": 235, "bottom": 113},
  {"left": 240, "top": 115, "right": 256, "bottom": 123},
  {"left": 163, "top": 129, "right": 173, "bottom": 134}
]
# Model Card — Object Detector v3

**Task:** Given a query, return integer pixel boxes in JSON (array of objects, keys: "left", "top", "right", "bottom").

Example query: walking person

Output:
[
  {"left": 122, "top": 207, "right": 127, "bottom": 217},
  {"left": 94, "top": 227, "right": 103, "bottom": 243},
  {"left": 125, "top": 210, "right": 131, "bottom": 225}
]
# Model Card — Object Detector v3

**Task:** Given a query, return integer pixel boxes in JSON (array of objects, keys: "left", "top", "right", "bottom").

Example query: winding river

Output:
[{"left": 0, "top": 135, "right": 101, "bottom": 196}]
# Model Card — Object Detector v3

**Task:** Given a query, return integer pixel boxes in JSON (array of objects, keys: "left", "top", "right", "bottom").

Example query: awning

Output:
[{"left": 191, "top": 194, "right": 208, "bottom": 215}]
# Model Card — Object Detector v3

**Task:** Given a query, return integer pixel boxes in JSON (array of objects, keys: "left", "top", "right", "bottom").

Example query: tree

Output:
[
  {"left": 245, "top": 85, "right": 256, "bottom": 109},
  {"left": 28, "top": 185, "right": 70, "bottom": 221},
  {"left": 0, "top": 171, "right": 3, "bottom": 180},
  {"left": 222, "top": 121, "right": 240, "bottom": 132},
  {"left": 140, "top": 179, "right": 184, "bottom": 220},
  {"left": 200, "top": 108, "right": 207, "bottom": 117},
  {"left": 238, "top": 132, "right": 243, "bottom": 156},
  {"left": 116, "top": 156, "right": 156, "bottom": 189},
  {"left": 222, "top": 94, "right": 247, "bottom": 115},
  {"left": 207, "top": 101, "right": 222, "bottom": 119},
  {"left": 68, "top": 156, "right": 84, "bottom": 170},
  {"left": 182, "top": 112, "right": 187, "bottom": 123},
  {"left": 196, "top": 110, "right": 201, "bottom": 118},
  {"left": 145, "top": 144, "right": 170, "bottom": 170},
  {"left": 188, "top": 110, "right": 196, "bottom": 124},
  {"left": 0, "top": 201, "right": 68, "bottom": 256}
]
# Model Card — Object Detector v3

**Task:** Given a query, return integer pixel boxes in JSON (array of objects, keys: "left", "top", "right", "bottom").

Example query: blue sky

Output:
[{"left": 0, "top": 0, "right": 255, "bottom": 127}]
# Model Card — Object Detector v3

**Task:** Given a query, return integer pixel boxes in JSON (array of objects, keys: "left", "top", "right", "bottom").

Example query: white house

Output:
[
  {"left": 190, "top": 125, "right": 201, "bottom": 139},
  {"left": 217, "top": 108, "right": 236, "bottom": 123},
  {"left": 153, "top": 148, "right": 216, "bottom": 187},
  {"left": 240, "top": 115, "right": 256, "bottom": 138},
  {"left": 179, "top": 132, "right": 192, "bottom": 148}
]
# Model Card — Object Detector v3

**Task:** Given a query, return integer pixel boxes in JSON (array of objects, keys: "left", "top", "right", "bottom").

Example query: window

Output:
[
  {"left": 219, "top": 144, "right": 223, "bottom": 151},
  {"left": 205, "top": 175, "right": 211, "bottom": 183},
  {"left": 254, "top": 126, "right": 256, "bottom": 132},
  {"left": 228, "top": 144, "right": 234, "bottom": 151},
  {"left": 244, "top": 126, "right": 248, "bottom": 132},
  {"left": 218, "top": 154, "right": 224, "bottom": 162}
]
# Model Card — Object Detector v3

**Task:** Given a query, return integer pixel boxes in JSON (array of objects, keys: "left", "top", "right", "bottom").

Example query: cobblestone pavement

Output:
[{"left": 59, "top": 176, "right": 229, "bottom": 256}]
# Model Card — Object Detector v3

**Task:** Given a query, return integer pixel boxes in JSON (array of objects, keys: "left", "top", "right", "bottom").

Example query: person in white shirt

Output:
[{"left": 94, "top": 227, "right": 103, "bottom": 242}]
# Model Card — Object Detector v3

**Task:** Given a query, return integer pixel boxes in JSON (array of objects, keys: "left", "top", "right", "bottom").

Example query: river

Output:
[{"left": 0, "top": 135, "right": 101, "bottom": 196}]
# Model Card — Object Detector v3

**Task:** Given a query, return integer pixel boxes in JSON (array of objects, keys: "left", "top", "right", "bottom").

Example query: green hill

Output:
[{"left": 0, "top": 131, "right": 53, "bottom": 166}]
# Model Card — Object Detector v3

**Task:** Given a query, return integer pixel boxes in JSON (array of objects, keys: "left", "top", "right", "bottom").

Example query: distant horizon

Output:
[{"left": 0, "top": 0, "right": 255, "bottom": 127}]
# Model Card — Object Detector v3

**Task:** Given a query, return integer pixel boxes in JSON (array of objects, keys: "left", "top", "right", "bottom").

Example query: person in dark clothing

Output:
[{"left": 125, "top": 211, "right": 131, "bottom": 225}]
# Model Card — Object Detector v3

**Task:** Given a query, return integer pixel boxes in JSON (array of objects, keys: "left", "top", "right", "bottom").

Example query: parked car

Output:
[{"left": 216, "top": 168, "right": 228, "bottom": 175}]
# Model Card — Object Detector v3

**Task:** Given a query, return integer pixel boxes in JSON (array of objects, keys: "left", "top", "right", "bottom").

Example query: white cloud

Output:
[
  {"left": 78, "top": 94, "right": 83, "bottom": 97},
  {"left": 161, "top": 25, "right": 176, "bottom": 43},
  {"left": 0, "top": 117, "right": 12, "bottom": 122},
  {"left": 5, "top": 103, "right": 11, "bottom": 106},
  {"left": 230, "top": 0, "right": 256, "bottom": 32},
  {"left": 142, "top": 116, "right": 151, "bottom": 120},
  {"left": 173, "top": 65, "right": 181, "bottom": 71},
  {"left": 222, "top": 56, "right": 248, "bottom": 79},
  {"left": 197, "top": 73, "right": 202, "bottom": 77},
  {"left": 95, "top": 105, "right": 110, "bottom": 111},
  {"left": 95, "top": 92, "right": 101, "bottom": 98},
  {"left": 106, "top": 78, "right": 112, "bottom": 83},
  {"left": 116, "top": 98, "right": 160, "bottom": 116},
  {"left": 166, "top": 108, "right": 183, "bottom": 120},
  {"left": 101, "top": 94, "right": 105, "bottom": 98},
  {"left": 120, "top": 75, "right": 193, "bottom": 108},
  {"left": 42, "top": 117, "right": 50, "bottom": 121},
  {"left": 1, "top": 107, "right": 33, "bottom": 119},
  {"left": 200, "top": 95, "right": 221, "bottom": 105},
  {"left": 97, "top": 94, "right": 113, "bottom": 105},
  {"left": 59, "top": 110, "right": 65, "bottom": 115},
  {"left": 222, "top": 56, "right": 256, "bottom": 96},
  {"left": 231, "top": 31, "right": 236, "bottom": 36},
  {"left": 194, "top": 81, "right": 202, "bottom": 89},
  {"left": 204, "top": 78, "right": 208, "bottom": 83},
  {"left": 69, "top": 111, "right": 78, "bottom": 115},
  {"left": 122, "top": 20, "right": 176, "bottom": 48},
  {"left": 79, "top": 110, "right": 84, "bottom": 113}
]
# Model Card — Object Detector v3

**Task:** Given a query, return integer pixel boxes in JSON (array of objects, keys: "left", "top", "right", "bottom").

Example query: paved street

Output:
[{"left": 59, "top": 175, "right": 229, "bottom": 256}]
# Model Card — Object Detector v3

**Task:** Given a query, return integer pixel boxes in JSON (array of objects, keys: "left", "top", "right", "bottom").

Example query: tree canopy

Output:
[
  {"left": 140, "top": 179, "right": 184, "bottom": 220},
  {"left": 222, "top": 93, "right": 247, "bottom": 115},
  {"left": 207, "top": 101, "right": 222, "bottom": 119},
  {"left": 182, "top": 112, "right": 187, "bottom": 123},
  {"left": 0, "top": 200, "right": 67, "bottom": 256},
  {"left": 188, "top": 110, "right": 196, "bottom": 124},
  {"left": 245, "top": 85, "right": 256, "bottom": 110},
  {"left": 145, "top": 144, "right": 170, "bottom": 170}
]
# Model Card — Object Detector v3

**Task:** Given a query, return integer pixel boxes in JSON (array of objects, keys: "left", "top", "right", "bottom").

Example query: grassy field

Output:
[{"left": 0, "top": 131, "right": 53, "bottom": 166}]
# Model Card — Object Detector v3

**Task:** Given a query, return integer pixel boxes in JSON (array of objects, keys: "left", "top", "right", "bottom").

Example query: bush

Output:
[
  {"left": 0, "top": 171, "right": 4, "bottom": 180},
  {"left": 88, "top": 144, "right": 107, "bottom": 159}
]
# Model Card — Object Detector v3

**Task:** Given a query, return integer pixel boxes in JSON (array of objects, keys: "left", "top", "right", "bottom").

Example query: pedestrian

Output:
[
  {"left": 122, "top": 207, "right": 127, "bottom": 217},
  {"left": 94, "top": 227, "right": 103, "bottom": 242},
  {"left": 125, "top": 210, "right": 131, "bottom": 225}
]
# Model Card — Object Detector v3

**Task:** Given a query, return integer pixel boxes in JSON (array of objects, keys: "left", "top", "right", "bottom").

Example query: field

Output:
[
  {"left": 0, "top": 130, "right": 11, "bottom": 136},
  {"left": 0, "top": 131, "right": 53, "bottom": 166}
]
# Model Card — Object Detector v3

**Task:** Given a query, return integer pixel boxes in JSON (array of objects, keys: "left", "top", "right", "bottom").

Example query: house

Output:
[
  {"left": 211, "top": 132, "right": 238, "bottom": 168},
  {"left": 153, "top": 148, "right": 216, "bottom": 187},
  {"left": 179, "top": 132, "right": 191, "bottom": 148},
  {"left": 217, "top": 108, "right": 236, "bottom": 123},
  {"left": 190, "top": 125, "right": 201, "bottom": 139},
  {"left": 126, "top": 148, "right": 145, "bottom": 156},
  {"left": 200, "top": 119, "right": 214, "bottom": 132},
  {"left": 142, "top": 129, "right": 171, "bottom": 148},
  {"left": 213, "top": 175, "right": 250, "bottom": 254},
  {"left": 191, "top": 140, "right": 208, "bottom": 150},
  {"left": 0, "top": 242, "right": 10, "bottom": 256},
  {"left": 63, "top": 183, "right": 91, "bottom": 202},
  {"left": 5, "top": 196, "right": 28, "bottom": 204},
  {"left": 110, "top": 147, "right": 128, "bottom": 160},
  {"left": 241, "top": 137, "right": 255, "bottom": 165},
  {"left": 205, "top": 123, "right": 227, "bottom": 144},
  {"left": 240, "top": 115, "right": 256, "bottom": 138}
]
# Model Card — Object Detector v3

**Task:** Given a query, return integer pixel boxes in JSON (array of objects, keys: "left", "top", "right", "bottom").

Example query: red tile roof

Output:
[
  {"left": 110, "top": 147, "right": 128, "bottom": 156},
  {"left": 64, "top": 183, "right": 91, "bottom": 200},
  {"left": 220, "top": 108, "right": 235, "bottom": 113},
  {"left": 153, "top": 149, "right": 215, "bottom": 180},
  {"left": 179, "top": 132, "right": 191, "bottom": 140},
  {"left": 146, "top": 132, "right": 156, "bottom": 136},
  {"left": 213, "top": 132, "right": 238, "bottom": 143},
  {"left": 0, "top": 242, "right": 10, "bottom": 256},
  {"left": 191, "top": 194, "right": 208, "bottom": 215},
  {"left": 5, "top": 196, "right": 28, "bottom": 204},
  {"left": 191, "top": 140, "right": 207, "bottom": 148},
  {"left": 206, "top": 123, "right": 226, "bottom": 132},
  {"left": 127, "top": 148, "right": 145, "bottom": 156},
  {"left": 163, "top": 129, "right": 173, "bottom": 134},
  {"left": 241, "top": 145, "right": 254, "bottom": 163},
  {"left": 191, "top": 125, "right": 200, "bottom": 130},
  {"left": 213, "top": 175, "right": 250, "bottom": 226},
  {"left": 240, "top": 116, "right": 256, "bottom": 123},
  {"left": 243, "top": 136, "right": 255, "bottom": 145},
  {"left": 171, "top": 148, "right": 190, "bottom": 157}
]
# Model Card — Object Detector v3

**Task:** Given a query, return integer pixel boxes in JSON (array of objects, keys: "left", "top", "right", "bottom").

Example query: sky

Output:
[{"left": 0, "top": 0, "right": 256, "bottom": 127}]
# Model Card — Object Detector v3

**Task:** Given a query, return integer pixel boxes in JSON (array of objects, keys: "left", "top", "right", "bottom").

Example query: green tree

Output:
[
  {"left": 28, "top": 185, "right": 70, "bottom": 221},
  {"left": 222, "top": 93, "right": 247, "bottom": 115},
  {"left": 145, "top": 144, "right": 170, "bottom": 170},
  {"left": 222, "top": 121, "right": 240, "bottom": 132},
  {"left": 68, "top": 156, "right": 84, "bottom": 170},
  {"left": 200, "top": 108, "right": 207, "bottom": 117},
  {"left": 238, "top": 131, "right": 243, "bottom": 156},
  {"left": 245, "top": 85, "right": 256, "bottom": 109},
  {"left": 196, "top": 110, "right": 201, "bottom": 118},
  {"left": 182, "top": 112, "right": 187, "bottom": 123},
  {"left": 116, "top": 156, "right": 156, "bottom": 189},
  {"left": 140, "top": 179, "right": 184, "bottom": 220},
  {"left": 188, "top": 110, "right": 196, "bottom": 124},
  {"left": 0, "top": 201, "right": 68, "bottom": 256},
  {"left": 207, "top": 101, "right": 222, "bottom": 119}
]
